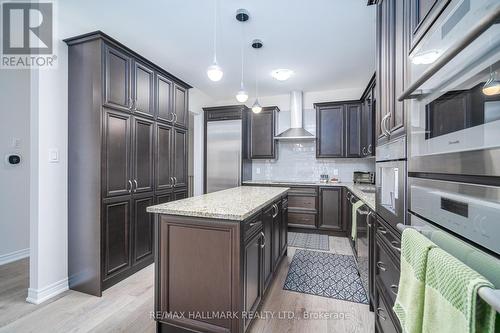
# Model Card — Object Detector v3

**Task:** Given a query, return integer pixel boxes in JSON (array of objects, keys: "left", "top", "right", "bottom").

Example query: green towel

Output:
[
  {"left": 350, "top": 200, "right": 365, "bottom": 240},
  {"left": 393, "top": 228, "right": 437, "bottom": 333},
  {"left": 422, "top": 248, "right": 496, "bottom": 333}
]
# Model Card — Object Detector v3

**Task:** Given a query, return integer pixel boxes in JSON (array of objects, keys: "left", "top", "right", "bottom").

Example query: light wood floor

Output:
[{"left": 0, "top": 237, "right": 373, "bottom": 333}]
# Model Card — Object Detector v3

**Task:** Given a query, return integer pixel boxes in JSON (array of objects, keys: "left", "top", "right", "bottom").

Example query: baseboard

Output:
[
  {"left": 26, "top": 277, "right": 69, "bottom": 305},
  {"left": 0, "top": 248, "right": 29, "bottom": 266}
]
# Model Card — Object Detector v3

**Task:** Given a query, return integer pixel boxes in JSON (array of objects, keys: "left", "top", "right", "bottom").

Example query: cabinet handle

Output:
[
  {"left": 381, "top": 113, "right": 391, "bottom": 137},
  {"left": 272, "top": 204, "right": 278, "bottom": 218},
  {"left": 376, "top": 308, "right": 387, "bottom": 321},
  {"left": 368, "top": 144, "right": 372, "bottom": 154},
  {"left": 127, "top": 180, "right": 133, "bottom": 193},
  {"left": 383, "top": 112, "right": 392, "bottom": 137},
  {"left": 260, "top": 232, "right": 266, "bottom": 248},
  {"left": 133, "top": 98, "right": 138, "bottom": 111},
  {"left": 168, "top": 112, "right": 175, "bottom": 122},
  {"left": 390, "top": 241, "right": 401, "bottom": 253},
  {"left": 173, "top": 177, "right": 177, "bottom": 185},
  {"left": 128, "top": 97, "right": 134, "bottom": 110},
  {"left": 390, "top": 284, "right": 399, "bottom": 296},
  {"left": 133, "top": 179, "right": 138, "bottom": 192},
  {"left": 170, "top": 177, "right": 174, "bottom": 186},
  {"left": 377, "top": 226, "right": 387, "bottom": 235},
  {"left": 362, "top": 147, "right": 367, "bottom": 156},
  {"left": 173, "top": 113, "right": 178, "bottom": 123},
  {"left": 376, "top": 261, "right": 387, "bottom": 271}
]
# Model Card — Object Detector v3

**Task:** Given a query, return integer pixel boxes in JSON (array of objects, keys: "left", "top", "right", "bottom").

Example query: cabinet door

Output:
[
  {"left": 376, "top": 0, "right": 391, "bottom": 143},
  {"left": 103, "top": 197, "right": 131, "bottom": 278},
  {"left": 361, "top": 90, "right": 375, "bottom": 157},
  {"left": 243, "top": 231, "right": 263, "bottom": 330},
  {"left": 103, "top": 109, "right": 131, "bottom": 198},
  {"left": 104, "top": 46, "right": 131, "bottom": 111},
  {"left": 173, "top": 84, "right": 188, "bottom": 128},
  {"left": 319, "top": 187, "right": 343, "bottom": 231},
  {"left": 155, "top": 123, "right": 173, "bottom": 192},
  {"left": 156, "top": 191, "right": 172, "bottom": 204},
  {"left": 132, "top": 61, "right": 154, "bottom": 117},
  {"left": 262, "top": 205, "right": 274, "bottom": 291},
  {"left": 250, "top": 110, "right": 275, "bottom": 159},
  {"left": 345, "top": 104, "right": 362, "bottom": 157},
  {"left": 156, "top": 74, "right": 173, "bottom": 123},
  {"left": 368, "top": 211, "right": 376, "bottom": 307},
  {"left": 316, "top": 105, "right": 344, "bottom": 157},
  {"left": 132, "top": 193, "right": 154, "bottom": 263},
  {"left": 173, "top": 189, "right": 187, "bottom": 201},
  {"left": 132, "top": 116, "right": 154, "bottom": 193},
  {"left": 172, "top": 127, "right": 188, "bottom": 188},
  {"left": 280, "top": 200, "right": 288, "bottom": 256},
  {"left": 272, "top": 202, "right": 281, "bottom": 270}
]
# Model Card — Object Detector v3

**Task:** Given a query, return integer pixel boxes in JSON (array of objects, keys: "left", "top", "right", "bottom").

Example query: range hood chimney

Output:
[{"left": 275, "top": 91, "right": 315, "bottom": 140}]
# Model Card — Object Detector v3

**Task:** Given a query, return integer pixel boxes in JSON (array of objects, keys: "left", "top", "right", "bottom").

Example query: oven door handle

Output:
[{"left": 398, "top": 5, "right": 500, "bottom": 101}]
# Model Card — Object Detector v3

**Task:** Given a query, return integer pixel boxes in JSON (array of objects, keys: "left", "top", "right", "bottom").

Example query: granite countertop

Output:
[
  {"left": 242, "top": 180, "right": 376, "bottom": 211},
  {"left": 146, "top": 186, "right": 289, "bottom": 221}
]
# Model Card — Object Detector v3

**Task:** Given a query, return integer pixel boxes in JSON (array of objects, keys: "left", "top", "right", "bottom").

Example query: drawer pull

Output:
[
  {"left": 390, "top": 284, "right": 399, "bottom": 296},
  {"left": 376, "top": 261, "right": 387, "bottom": 271},
  {"left": 377, "top": 227, "right": 388, "bottom": 235},
  {"left": 260, "top": 232, "right": 266, "bottom": 249},
  {"left": 376, "top": 308, "right": 387, "bottom": 321},
  {"left": 390, "top": 241, "right": 401, "bottom": 252}
]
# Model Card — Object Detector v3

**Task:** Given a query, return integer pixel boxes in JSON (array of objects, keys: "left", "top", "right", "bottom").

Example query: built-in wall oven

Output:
[
  {"left": 407, "top": 0, "right": 500, "bottom": 177},
  {"left": 376, "top": 136, "right": 406, "bottom": 229}
]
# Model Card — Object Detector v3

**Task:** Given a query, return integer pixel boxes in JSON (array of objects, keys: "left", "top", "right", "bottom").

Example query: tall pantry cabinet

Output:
[{"left": 65, "top": 31, "right": 190, "bottom": 296}]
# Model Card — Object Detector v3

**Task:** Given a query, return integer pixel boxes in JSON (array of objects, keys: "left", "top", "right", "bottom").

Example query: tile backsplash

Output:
[{"left": 251, "top": 141, "right": 375, "bottom": 183}]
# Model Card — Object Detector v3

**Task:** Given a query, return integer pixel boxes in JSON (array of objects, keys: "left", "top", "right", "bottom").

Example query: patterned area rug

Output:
[
  {"left": 283, "top": 249, "right": 369, "bottom": 304},
  {"left": 288, "top": 232, "right": 329, "bottom": 251}
]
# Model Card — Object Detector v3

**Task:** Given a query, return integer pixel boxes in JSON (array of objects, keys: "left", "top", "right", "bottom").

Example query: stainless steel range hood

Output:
[{"left": 274, "top": 91, "right": 315, "bottom": 140}]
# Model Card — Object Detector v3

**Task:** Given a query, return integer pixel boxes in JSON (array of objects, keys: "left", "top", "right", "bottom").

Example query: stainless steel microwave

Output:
[{"left": 407, "top": 0, "right": 500, "bottom": 177}]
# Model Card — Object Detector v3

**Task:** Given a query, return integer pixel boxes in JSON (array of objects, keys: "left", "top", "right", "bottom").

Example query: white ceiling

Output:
[{"left": 59, "top": 0, "right": 376, "bottom": 101}]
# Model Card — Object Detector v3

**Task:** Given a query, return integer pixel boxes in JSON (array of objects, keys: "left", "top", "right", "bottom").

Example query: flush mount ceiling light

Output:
[
  {"left": 235, "top": 9, "right": 249, "bottom": 103},
  {"left": 207, "top": 0, "right": 223, "bottom": 82},
  {"left": 271, "top": 69, "right": 294, "bottom": 81},
  {"left": 483, "top": 70, "right": 500, "bottom": 96},
  {"left": 251, "top": 39, "right": 263, "bottom": 113},
  {"left": 411, "top": 49, "right": 440, "bottom": 65}
]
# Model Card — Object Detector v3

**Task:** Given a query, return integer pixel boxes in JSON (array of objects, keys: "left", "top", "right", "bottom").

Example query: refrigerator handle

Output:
[{"left": 237, "top": 150, "right": 241, "bottom": 186}]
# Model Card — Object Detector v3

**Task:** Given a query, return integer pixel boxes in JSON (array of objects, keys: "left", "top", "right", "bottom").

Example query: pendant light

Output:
[
  {"left": 251, "top": 39, "right": 263, "bottom": 114},
  {"left": 207, "top": 0, "right": 223, "bottom": 82},
  {"left": 235, "top": 9, "right": 249, "bottom": 103},
  {"left": 483, "top": 69, "right": 500, "bottom": 96}
]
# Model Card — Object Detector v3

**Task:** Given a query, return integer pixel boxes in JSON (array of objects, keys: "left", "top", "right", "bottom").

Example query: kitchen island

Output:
[{"left": 147, "top": 186, "right": 289, "bottom": 333}]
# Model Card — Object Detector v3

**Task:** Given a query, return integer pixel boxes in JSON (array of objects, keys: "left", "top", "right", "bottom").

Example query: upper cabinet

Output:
[
  {"left": 132, "top": 61, "right": 155, "bottom": 117},
  {"left": 361, "top": 74, "right": 376, "bottom": 157},
  {"left": 315, "top": 101, "right": 363, "bottom": 158},
  {"left": 173, "top": 84, "right": 188, "bottom": 128},
  {"left": 249, "top": 106, "right": 279, "bottom": 159},
  {"left": 376, "top": 0, "right": 408, "bottom": 145},
  {"left": 104, "top": 46, "right": 132, "bottom": 111}
]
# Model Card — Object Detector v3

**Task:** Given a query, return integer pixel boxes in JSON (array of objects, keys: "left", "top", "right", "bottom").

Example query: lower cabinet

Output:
[
  {"left": 102, "top": 192, "right": 155, "bottom": 288},
  {"left": 243, "top": 229, "right": 263, "bottom": 331},
  {"left": 318, "top": 187, "right": 343, "bottom": 231},
  {"left": 272, "top": 200, "right": 282, "bottom": 270},
  {"left": 280, "top": 198, "right": 288, "bottom": 257},
  {"left": 262, "top": 204, "right": 274, "bottom": 291}
]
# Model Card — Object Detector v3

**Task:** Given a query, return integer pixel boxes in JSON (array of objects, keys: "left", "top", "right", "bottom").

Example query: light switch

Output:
[
  {"left": 333, "top": 169, "right": 339, "bottom": 176},
  {"left": 256, "top": 167, "right": 261, "bottom": 174},
  {"left": 49, "top": 149, "right": 59, "bottom": 163}
]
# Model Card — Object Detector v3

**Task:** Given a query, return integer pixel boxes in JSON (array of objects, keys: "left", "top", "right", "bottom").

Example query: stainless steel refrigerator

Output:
[{"left": 206, "top": 119, "right": 243, "bottom": 193}]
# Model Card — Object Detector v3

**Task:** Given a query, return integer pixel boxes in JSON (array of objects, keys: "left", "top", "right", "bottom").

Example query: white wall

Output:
[
  {"left": 189, "top": 88, "right": 216, "bottom": 195},
  {"left": 0, "top": 70, "right": 31, "bottom": 265}
]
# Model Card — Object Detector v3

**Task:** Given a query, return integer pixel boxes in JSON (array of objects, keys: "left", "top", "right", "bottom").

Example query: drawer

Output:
[
  {"left": 375, "top": 236, "right": 400, "bottom": 306},
  {"left": 288, "top": 186, "right": 318, "bottom": 196},
  {"left": 375, "top": 281, "right": 401, "bottom": 333},
  {"left": 288, "top": 195, "right": 317, "bottom": 210},
  {"left": 376, "top": 217, "right": 401, "bottom": 261},
  {"left": 243, "top": 212, "right": 263, "bottom": 239},
  {"left": 288, "top": 212, "right": 316, "bottom": 227}
]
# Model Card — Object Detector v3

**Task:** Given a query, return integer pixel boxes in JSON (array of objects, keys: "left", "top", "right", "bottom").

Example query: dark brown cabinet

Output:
[
  {"left": 262, "top": 205, "right": 274, "bottom": 291},
  {"left": 249, "top": 106, "right": 279, "bottom": 159},
  {"left": 315, "top": 102, "right": 363, "bottom": 158},
  {"left": 156, "top": 74, "right": 173, "bottom": 123},
  {"left": 102, "top": 196, "right": 131, "bottom": 280},
  {"left": 318, "top": 187, "right": 343, "bottom": 231},
  {"left": 132, "top": 61, "right": 155, "bottom": 117},
  {"left": 361, "top": 74, "right": 376, "bottom": 157},
  {"left": 66, "top": 31, "right": 190, "bottom": 296},
  {"left": 173, "top": 84, "right": 188, "bottom": 128},
  {"left": 173, "top": 127, "right": 188, "bottom": 188},
  {"left": 133, "top": 193, "right": 155, "bottom": 263},
  {"left": 272, "top": 201, "right": 282, "bottom": 270},
  {"left": 243, "top": 230, "right": 263, "bottom": 330},
  {"left": 376, "top": 0, "right": 408, "bottom": 145},
  {"left": 280, "top": 198, "right": 288, "bottom": 257},
  {"left": 104, "top": 46, "right": 131, "bottom": 111}
]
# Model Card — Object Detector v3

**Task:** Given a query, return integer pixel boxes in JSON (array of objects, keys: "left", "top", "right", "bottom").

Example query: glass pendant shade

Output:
[
  {"left": 236, "top": 89, "right": 249, "bottom": 103},
  {"left": 252, "top": 99, "right": 262, "bottom": 113},
  {"left": 207, "top": 63, "right": 223, "bottom": 82},
  {"left": 483, "top": 72, "right": 500, "bottom": 96}
]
